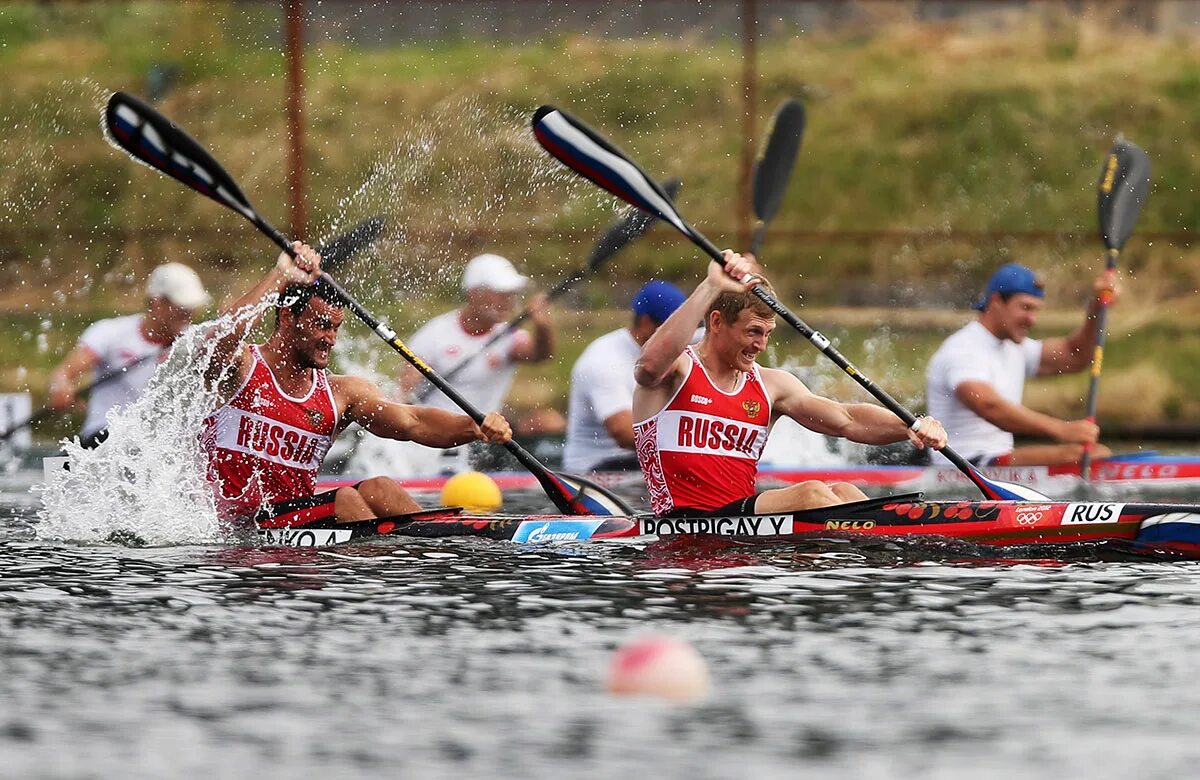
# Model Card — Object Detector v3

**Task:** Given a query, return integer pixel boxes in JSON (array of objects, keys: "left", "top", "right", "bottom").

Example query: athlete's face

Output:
[
  {"left": 285, "top": 298, "right": 345, "bottom": 369},
  {"left": 711, "top": 308, "right": 775, "bottom": 372},
  {"left": 466, "top": 287, "right": 518, "bottom": 325},
  {"left": 990, "top": 293, "right": 1042, "bottom": 343}
]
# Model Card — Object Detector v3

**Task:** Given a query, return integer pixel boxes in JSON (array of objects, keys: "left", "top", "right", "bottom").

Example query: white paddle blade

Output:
[{"left": 532, "top": 106, "right": 688, "bottom": 235}]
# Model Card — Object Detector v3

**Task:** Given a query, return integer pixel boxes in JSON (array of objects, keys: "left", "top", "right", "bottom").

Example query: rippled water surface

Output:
[{"left": 4, "top": 473, "right": 1200, "bottom": 779}]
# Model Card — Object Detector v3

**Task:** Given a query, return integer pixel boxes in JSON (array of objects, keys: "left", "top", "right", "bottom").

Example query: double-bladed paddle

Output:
[
  {"left": 414, "top": 177, "right": 682, "bottom": 403},
  {"left": 749, "top": 99, "right": 805, "bottom": 257},
  {"left": 532, "top": 104, "right": 1050, "bottom": 502},
  {"left": 103, "top": 91, "right": 629, "bottom": 517},
  {"left": 1081, "top": 138, "right": 1151, "bottom": 480}
]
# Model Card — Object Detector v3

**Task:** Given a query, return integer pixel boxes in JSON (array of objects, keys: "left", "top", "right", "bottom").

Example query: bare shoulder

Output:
[
  {"left": 759, "top": 365, "right": 808, "bottom": 397},
  {"left": 329, "top": 373, "right": 382, "bottom": 401}
]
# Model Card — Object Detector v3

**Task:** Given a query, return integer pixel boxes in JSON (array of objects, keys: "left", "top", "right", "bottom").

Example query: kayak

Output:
[
  {"left": 318, "top": 452, "right": 1200, "bottom": 496},
  {"left": 257, "top": 492, "right": 1200, "bottom": 556}
]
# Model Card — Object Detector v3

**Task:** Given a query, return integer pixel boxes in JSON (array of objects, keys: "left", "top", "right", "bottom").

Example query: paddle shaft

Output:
[
  {"left": 683, "top": 228, "right": 994, "bottom": 494},
  {"left": 1079, "top": 248, "right": 1119, "bottom": 479},
  {"left": 0, "top": 351, "right": 160, "bottom": 442},
  {"left": 254, "top": 221, "right": 583, "bottom": 512}
]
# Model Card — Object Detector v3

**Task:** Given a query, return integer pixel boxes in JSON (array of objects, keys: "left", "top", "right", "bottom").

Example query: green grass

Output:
[{"left": 5, "top": 5, "right": 1200, "bottom": 430}]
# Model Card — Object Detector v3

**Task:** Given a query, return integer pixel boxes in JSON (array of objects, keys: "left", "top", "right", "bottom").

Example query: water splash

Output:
[{"left": 36, "top": 302, "right": 270, "bottom": 545}]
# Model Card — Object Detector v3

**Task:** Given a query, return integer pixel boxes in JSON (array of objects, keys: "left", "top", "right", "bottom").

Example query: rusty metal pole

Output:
[
  {"left": 285, "top": 0, "right": 306, "bottom": 238},
  {"left": 740, "top": 0, "right": 758, "bottom": 249}
]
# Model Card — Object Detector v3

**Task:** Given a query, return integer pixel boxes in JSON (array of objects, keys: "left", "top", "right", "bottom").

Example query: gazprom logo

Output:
[{"left": 511, "top": 520, "right": 603, "bottom": 543}]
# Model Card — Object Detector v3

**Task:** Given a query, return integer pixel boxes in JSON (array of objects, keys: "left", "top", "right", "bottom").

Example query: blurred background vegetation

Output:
[{"left": 3, "top": 0, "right": 1200, "bottom": 439}]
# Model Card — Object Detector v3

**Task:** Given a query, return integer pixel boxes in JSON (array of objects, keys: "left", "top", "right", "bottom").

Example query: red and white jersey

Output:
[
  {"left": 200, "top": 346, "right": 338, "bottom": 519},
  {"left": 634, "top": 347, "right": 772, "bottom": 515}
]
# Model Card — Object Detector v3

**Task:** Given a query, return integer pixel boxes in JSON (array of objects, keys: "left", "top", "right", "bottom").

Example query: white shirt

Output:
[
  {"left": 406, "top": 309, "right": 529, "bottom": 414},
  {"left": 926, "top": 320, "right": 1042, "bottom": 464},
  {"left": 562, "top": 328, "right": 641, "bottom": 472},
  {"left": 77, "top": 315, "right": 163, "bottom": 438}
]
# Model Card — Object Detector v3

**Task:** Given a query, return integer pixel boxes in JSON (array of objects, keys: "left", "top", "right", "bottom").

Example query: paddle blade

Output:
[
  {"left": 752, "top": 99, "right": 806, "bottom": 224},
  {"left": 1097, "top": 137, "right": 1151, "bottom": 252},
  {"left": 533, "top": 106, "right": 691, "bottom": 236},
  {"left": 557, "top": 472, "right": 634, "bottom": 516},
  {"left": 968, "top": 467, "right": 1052, "bottom": 502},
  {"left": 317, "top": 216, "right": 385, "bottom": 274},
  {"left": 585, "top": 177, "right": 683, "bottom": 270},
  {"left": 104, "top": 92, "right": 264, "bottom": 227}
]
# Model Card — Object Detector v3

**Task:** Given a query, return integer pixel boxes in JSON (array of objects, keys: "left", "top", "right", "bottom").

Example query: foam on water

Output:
[{"left": 35, "top": 303, "right": 270, "bottom": 545}]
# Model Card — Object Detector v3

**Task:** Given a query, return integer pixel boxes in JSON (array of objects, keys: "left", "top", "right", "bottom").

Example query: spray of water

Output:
[{"left": 36, "top": 302, "right": 271, "bottom": 545}]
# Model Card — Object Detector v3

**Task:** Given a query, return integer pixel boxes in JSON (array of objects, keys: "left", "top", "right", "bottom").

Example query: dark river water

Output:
[{"left": 4, "top": 469, "right": 1200, "bottom": 779}]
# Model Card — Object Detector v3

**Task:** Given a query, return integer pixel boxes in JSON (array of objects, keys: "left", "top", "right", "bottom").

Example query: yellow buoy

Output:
[{"left": 440, "top": 470, "right": 503, "bottom": 512}]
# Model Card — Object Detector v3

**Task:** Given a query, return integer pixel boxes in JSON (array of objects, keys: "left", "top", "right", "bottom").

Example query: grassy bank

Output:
[{"left": 4, "top": 2, "right": 1200, "bottom": 430}]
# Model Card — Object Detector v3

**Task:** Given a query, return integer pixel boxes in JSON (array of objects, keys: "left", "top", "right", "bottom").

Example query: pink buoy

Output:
[{"left": 607, "top": 636, "right": 710, "bottom": 701}]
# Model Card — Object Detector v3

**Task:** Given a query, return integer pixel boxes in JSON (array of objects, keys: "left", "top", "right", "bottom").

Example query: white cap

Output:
[
  {"left": 462, "top": 253, "right": 528, "bottom": 293},
  {"left": 146, "top": 263, "right": 211, "bottom": 310}
]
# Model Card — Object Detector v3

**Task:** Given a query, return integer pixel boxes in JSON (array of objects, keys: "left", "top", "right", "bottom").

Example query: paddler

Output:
[
  {"left": 562, "top": 280, "right": 687, "bottom": 473},
  {"left": 398, "top": 252, "right": 555, "bottom": 421},
  {"left": 48, "top": 262, "right": 211, "bottom": 448},
  {"left": 633, "top": 252, "right": 948, "bottom": 516},
  {"left": 925, "top": 262, "right": 1119, "bottom": 467},
  {"left": 199, "top": 243, "right": 513, "bottom": 526}
]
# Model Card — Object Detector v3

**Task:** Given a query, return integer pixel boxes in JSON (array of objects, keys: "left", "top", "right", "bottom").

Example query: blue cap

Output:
[
  {"left": 632, "top": 280, "right": 687, "bottom": 324},
  {"left": 972, "top": 263, "right": 1045, "bottom": 311}
]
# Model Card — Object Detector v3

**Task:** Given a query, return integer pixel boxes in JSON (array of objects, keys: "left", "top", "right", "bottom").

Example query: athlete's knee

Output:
[
  {"left": 829, "top": 481, "right": 866, "bottom": 502},
  {"left": 358, "top": 476, "right": 399, "bottom": 499},
  {"left": 791, "top": 480, "right": 839, "bottom": 506}
]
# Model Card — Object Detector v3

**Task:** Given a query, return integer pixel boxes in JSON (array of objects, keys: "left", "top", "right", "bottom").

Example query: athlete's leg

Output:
[
  {"left": 1007, "top": 443, "right": 1112, "bottom": 466},
  {"left": 334, "top": 486, "right": 376, "bottom": 522},
  {"left": 754, "top": 480, "right": 843, "bottom": 513},
  {"left": 829, "top": 481, "right": 868, "bottom": 503},
  {"left": 358, "top": 476, "right": 420, "bottom": 517}
]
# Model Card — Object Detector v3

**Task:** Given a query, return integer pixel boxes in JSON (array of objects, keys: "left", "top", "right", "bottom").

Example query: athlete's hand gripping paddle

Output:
[
  {"left": 103, "top": 91, "right": 629, "bottom": 517},
  {"left": 532, "top": 104, "right": 1050, "bottom": 502}
]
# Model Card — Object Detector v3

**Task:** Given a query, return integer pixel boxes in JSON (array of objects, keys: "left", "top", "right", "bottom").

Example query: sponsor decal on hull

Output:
[
  {"left": 1060, "top": 503, "right": 1126, "bottom": 526},
  {"left": 510, "top": 520, "right": 604, "bottom": 543},
  {"left": 640, "top": 515, "right": 792, "bottom": 537},
  {"left": 1008, "top": 503, "right": 1064, "bottom": 528},
  {"left": 260, "top": 528, "right": 353, "bottom": 547}
]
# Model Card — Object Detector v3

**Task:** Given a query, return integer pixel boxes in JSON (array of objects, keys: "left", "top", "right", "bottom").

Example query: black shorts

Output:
[
  {"left": 252, "top": 484, "right": 360, "bottom": 528},
  {"left": 663, "top": 493, "right": 762, "bottom": 518}
]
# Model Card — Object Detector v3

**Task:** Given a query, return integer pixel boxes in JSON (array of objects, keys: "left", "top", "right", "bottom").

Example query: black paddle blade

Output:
[
  {"left": 752, "top": 99, "right": 806, "bottom": 224},
  {"left": 317, "top": 216, "right": 385, "bottom": 274},
  {"left": 585, "top": 177, "right": 682, "bottom": 269},
  {"left": 104, "top": 92, "right": 263, "bottom": 225},
  {"left": 1097, "top": 137, "right": 1151, "bottom": 252}
]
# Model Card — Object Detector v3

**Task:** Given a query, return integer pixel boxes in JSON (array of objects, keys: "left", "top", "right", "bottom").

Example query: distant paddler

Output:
[
  {"left": 633, "top": 252, "right": 948, "bottom": 516},
  {"left": 199, "top": 243, "right": 514, "bottom": 526},
  {"left": 926, "top": 262, "right": 1118, "bottom": 467},
  {"left": 562, "top": 280, "right": 687, "bottom": 473},
  {"left": 48, "top": 262, "right": 211, "bottom": 448},
  {"left": 399, "top": 253, "right": 556, "bottom": 421}
]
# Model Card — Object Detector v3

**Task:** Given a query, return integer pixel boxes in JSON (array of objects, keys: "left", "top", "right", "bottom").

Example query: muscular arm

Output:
[
  {"left": 635, "top": 279, "right": 717, "bottom": 388},
  {"left": 602, "top": 409, "right": 636, "bottom": 449},
  {"left": 510, "top": 294, "right": 555, "bottom": 363},
  {"left": 767, "top": 369, "right": 945, "bottom": 448},
  {"left": 1039, "top": 272, "right": 1117, "bottom": 376},
  {"left": 205, "top": 245, "right": 321, "bottom": 391},
  {"left": 337, "top": 375, "right": 509, "bottom": 448},
  {"left": 955, "top": 379, "right": 1091, "bottom": 442},
  {"left": 47, "top": 346, "right": 98, "bottom": 410},
  {"left": 1037, "top": 297, "right": 1104, "bottom": 376}
]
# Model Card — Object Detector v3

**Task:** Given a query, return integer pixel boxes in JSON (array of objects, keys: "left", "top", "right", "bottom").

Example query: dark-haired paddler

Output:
[{"left": 199, "top": 242, "right": 512, "bottom": 527}]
